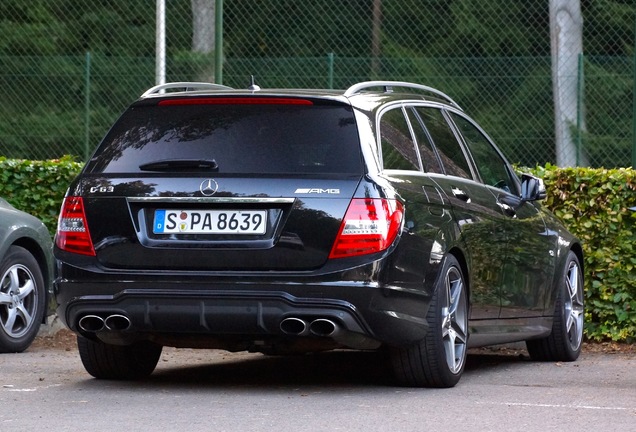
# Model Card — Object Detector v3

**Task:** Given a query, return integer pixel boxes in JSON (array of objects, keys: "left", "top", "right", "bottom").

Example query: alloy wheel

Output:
[
  {"left": 564, "top": 260, "right": 584, "bottom": 351},
  {"left": 441, "top": 266, "right": 468, "bottom": 374},
  {"left": 0, "top": 264, "right": 38, "bottom": 338}
]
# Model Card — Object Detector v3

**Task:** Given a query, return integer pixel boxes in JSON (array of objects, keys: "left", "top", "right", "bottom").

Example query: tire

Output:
[
  {"left": 390, "top": 254, "right": 468, "bottom": 388},
  {"left": 0, "top": 246, "right": 46, "bottom": 353},
  {"left": 77, "top": 336, "right": 163, "bottom": 380},
  {"left": 526, "top": 251, "right": 584, "bottom": 362}
]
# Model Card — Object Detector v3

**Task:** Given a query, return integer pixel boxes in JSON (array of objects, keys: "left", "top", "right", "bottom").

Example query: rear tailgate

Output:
[
  {"left": 68, "top": 95, "right": 365, "bottom": 271},
  {"left": 78, "top": 176, "right": 361, "bottom": 271}
]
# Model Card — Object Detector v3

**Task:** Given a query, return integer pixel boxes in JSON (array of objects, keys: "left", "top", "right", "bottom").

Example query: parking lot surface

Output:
[{"left": 1, "top": 330, "right": 634, "bottom": 432}]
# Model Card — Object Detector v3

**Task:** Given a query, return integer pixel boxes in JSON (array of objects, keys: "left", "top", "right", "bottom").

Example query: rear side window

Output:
[
  {"left": 414, "top": 107, "right": 472, "bottom": 179},
  {"left": 86, "top": 100, "right": 363, "bottom": 175},
  {"left": 379, "top": 107, "right": 420, "bottom": 171},
  {"left": 406, "top": 108, "right": 443, "bottom": 174}
]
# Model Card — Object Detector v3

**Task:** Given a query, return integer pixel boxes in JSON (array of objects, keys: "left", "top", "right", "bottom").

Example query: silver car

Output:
[{"left": 0, "top": 197, "right": 53, "bottom": 352}]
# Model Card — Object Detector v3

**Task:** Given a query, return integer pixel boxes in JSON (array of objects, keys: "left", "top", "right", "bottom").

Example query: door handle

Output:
[
  {"left": 451, "top": 187, "right": 471, "bottom": 203},
  {"left": 497, "top": 201, "right": 517, "bottom": 218}
]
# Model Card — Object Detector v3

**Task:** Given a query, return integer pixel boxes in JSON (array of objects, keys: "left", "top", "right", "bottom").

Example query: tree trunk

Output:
[
  {"left": 550, "top": 0, "right": 586, "bottom": 166},
  {"left": 192, "top": 0, "right": 215, "bottom": 54}
]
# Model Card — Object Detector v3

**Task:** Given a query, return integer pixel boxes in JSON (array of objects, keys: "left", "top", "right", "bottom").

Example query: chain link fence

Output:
[{"left": 1, "top": 0, "right": 634, "bottom": 168}]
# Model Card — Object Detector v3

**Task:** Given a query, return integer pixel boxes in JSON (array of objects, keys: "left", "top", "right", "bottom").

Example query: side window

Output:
[
  {"left": 414, "top": 107, "right": 472, "bottom": 179},
  {"left": 450, "top": 113, "right": 517, "bottom": 193},
  {"left": 379, "top": 107, "right": 420, "bottom": 171},
  {"left": 406, "top": 108, "right": 443, "bottom": 174}
]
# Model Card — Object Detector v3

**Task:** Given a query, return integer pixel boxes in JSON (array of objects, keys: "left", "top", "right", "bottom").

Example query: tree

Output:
[
  {"left": 550, "top": 0, "right": 586, "bottom": 166},
  {"left": 191, "top": 0, "right": 215, "bottom": 54}
]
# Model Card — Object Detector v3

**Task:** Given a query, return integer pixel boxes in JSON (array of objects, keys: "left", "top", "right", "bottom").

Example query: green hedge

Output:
[
  {"left": 530, "top": 165, "right": 636, "bottom": 342},
  {"left": 1, "top": 158, "right": 634, "bottom": 341},
  {"left": 0, "top": 156, "right": 83, "bottom": 233}
]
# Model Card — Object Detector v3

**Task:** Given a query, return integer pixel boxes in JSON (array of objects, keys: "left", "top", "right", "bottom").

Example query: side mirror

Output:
[{"left": 520, "top": 174, "right": 547, "bottom": 201}]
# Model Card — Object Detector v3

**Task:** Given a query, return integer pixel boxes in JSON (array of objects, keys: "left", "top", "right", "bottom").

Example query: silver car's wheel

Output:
[
  {"left": 526, "top": 251, "right": 583, "bottom": 361},
  {"left": 390, "top": 254, "right": 468, "bottom": 388},
  {"left": 0, "top": 246, "right": 45, "bottom": 352}
]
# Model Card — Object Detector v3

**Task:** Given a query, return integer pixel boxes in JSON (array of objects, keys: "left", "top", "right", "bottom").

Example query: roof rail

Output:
[
  {"left": 141, "top": 82, "right": 233, "bottom": 97},
  {"left": 343, "top": 81, "right": 462, "bottom": 109}
]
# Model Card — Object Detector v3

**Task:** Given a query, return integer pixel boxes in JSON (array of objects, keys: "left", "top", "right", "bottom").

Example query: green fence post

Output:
[
  {"left": 215, "top": 0, "right": 224, "bottom": 85},
  {"left": 327, "top": 52, "right": 334, "bottom": 89},
  {"left": 84, "top": 52, "right": 91, "bottom": 161},
  {"left": 576, "top": 52, "right": 584, "bottom": 167}
]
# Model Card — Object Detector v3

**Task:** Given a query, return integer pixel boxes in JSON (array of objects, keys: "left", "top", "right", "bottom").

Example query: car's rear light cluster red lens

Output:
[
  {"left": 158, "top": 98, "right": 314, "bottom": 106},
  {"left": 329, "top": 198, "right": 404, "bottom": 259},
  {"left": 55, "top": 197, "right": 96, "bottom": 256}
]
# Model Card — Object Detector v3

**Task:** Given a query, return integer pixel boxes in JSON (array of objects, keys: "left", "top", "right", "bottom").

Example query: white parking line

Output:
[
  {"left": 3, "top": 384, "right": 62, "bottom": 392},
  {"left": 478, "top": 401, "right": 628, "bottom": 411}
]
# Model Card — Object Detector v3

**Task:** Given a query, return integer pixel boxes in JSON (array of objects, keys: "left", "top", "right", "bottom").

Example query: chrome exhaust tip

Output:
[
  {"left": 104, "top": 314, "right": 132, "bottom": 331},
  {"left": 309, "top": 319, "right": 338, "bottom": 337},
  {"left": 279, "top": 317, "right": 308, "bottom": 335},
  {"left": 78, "top": 315, "right": 105, "bottom": 332}
]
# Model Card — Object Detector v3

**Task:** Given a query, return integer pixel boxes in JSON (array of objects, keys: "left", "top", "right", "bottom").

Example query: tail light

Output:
[
  {"left": 329, "top": 198, "right": 404, "bottom": 259},
  {"left": 55, "top": 197, "right": 96, "bottom": 256}
]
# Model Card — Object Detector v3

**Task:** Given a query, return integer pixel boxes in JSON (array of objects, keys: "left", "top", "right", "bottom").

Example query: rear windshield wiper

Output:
[{"left": 139, "top": 159, "right": 219, "bottom": 172}]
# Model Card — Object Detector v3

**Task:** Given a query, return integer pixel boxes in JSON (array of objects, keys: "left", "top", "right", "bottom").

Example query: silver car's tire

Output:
[
  {"left": 526, "top": 251, "right": 584, "bottom": 361},
  {"left": 77, "top": 336, "right": 162, "bottom": 380},
  {"left": 0, "top": 246, "right": 46, "bottom": 353},
  {"left": 390, "top": 254, "right": 468, "bottom": 388}
]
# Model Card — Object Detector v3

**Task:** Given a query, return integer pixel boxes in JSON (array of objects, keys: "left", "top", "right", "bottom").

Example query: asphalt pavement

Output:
[{"left": 1, "top": 331, "right": 634, "bottom": 432}]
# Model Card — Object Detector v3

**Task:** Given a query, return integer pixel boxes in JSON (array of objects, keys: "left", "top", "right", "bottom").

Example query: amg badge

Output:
[{"left": 295, "top": 188, "right": 340, "bottom": 194}]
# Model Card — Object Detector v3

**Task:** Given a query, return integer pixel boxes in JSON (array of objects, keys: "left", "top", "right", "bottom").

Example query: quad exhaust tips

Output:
[
  {"left": 80, "top": 314, "right": 338, "bottom": 336},
  {"left": 78, "top": 314, "right": 132, "bottom": 332},
  {"left": 279, "top": 317, "right": 339, "bottom": 337}
]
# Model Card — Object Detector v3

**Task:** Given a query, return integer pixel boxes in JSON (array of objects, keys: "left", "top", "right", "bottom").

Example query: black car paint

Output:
[{"left": 54, "top": 88, "right": 581, "bottom": 355}]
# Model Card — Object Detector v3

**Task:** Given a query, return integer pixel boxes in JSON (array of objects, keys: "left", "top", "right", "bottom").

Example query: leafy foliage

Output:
[
  {"left": 0, "top": 156, "right": 83, "bottom": 232},
  {"left": 1, "top": 158, "right": 634, "bottom": 341},
  {"left": 1, "top": 1, "right": 635, "bottom": 166},
  {"left": 531, "top": 164, "right": 636, "bottom": 341}
]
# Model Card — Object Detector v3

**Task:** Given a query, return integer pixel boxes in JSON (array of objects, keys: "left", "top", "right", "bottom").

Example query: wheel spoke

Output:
[
  {"left": 566, "top": 264, "right": 578, "bottom": 301},
  {"left": 444, "top": 327, "right": 459, "bottom": 371},
  {"left": 451, "top": 320, "right": 468, "bottom": 344},
  {"left": 564, "top": 261, "right": 583, "bottom": 349},
  {"left": 3, "top": 307, "right": 18, "bottom": 334},
  {"left": 8, "top": 267, "right": 20, "bottom": 291},
  {"left": 441, "top": 312, "right": 451, "bottom": 337},
  {"left": 441, "top": 267, "right": 467, "bottom": 374},
  {"left": 16, "top": 304, "right": 33, "bottom": 327},
  {"left": 567, "top": 308, "right": 582, "bottom": 332},
  {"left": 17, "top": 278, "right": 35, "bottom": 300},
  {"left": 448, "top": 280, "right": 460, "bottom": 315},
  {"left": 0, "top": 291, "right": 12, "bottom": 306}
]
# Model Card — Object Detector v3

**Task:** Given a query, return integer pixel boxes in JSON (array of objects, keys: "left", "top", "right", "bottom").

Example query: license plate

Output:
[{"left": 153, "top": 209, "right": 267, "bottom": 234}]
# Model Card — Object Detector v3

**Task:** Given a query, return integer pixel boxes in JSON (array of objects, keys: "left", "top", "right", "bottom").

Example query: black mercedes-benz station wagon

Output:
[{"left": 54, "top": 81, "right": 584, "bottom": 387}]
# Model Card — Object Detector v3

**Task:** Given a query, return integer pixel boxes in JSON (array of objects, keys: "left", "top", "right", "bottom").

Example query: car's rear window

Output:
[{"left": 86, "top": 100, "right": 363, "bottom": 175}]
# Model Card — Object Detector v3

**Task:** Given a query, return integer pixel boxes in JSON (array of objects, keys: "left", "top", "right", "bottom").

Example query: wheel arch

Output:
[
  {"left": 569, "top": 242, "right": 584, "bottom": 276},
  {"left": 9, "top": 237, "right": 53, "bottom": 323},
  {"left": 447, "top": 247, "right": 470, "bottom": 305}
]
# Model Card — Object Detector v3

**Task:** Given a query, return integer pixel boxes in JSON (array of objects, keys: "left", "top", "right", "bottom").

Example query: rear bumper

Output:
[
  {"left": 55, "top": 275, "right": 432, "bottom": 348},
  {"left": 62, "top": 288, "right": 369, "bottom": 335}
]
